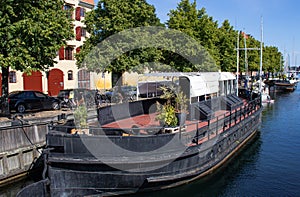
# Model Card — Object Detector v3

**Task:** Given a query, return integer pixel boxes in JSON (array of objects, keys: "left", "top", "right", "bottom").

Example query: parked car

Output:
[
  {"left": 104, "top": 86, "right": 137, "bottom": 103},
  {"left": 57, "top": 88, "right": 95, "bottom": 108},
  {"left": 121, "top": 85, "right": 137, "bottom": 101},
  {"left": 8, "top": 90, "right": 61, "bottom": 113}
]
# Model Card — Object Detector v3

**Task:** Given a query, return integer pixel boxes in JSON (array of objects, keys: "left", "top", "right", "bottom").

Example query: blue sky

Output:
[{"left": 94, "top": 0, "right": 300, "bottom": 65}]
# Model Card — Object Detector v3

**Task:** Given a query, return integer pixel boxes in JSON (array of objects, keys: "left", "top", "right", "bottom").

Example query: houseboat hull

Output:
[{"left": 48, "top": 117, "right": 260, "bottom": 197}]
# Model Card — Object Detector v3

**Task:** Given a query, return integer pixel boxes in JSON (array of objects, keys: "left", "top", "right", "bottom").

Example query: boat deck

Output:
[
  {"left": 102, "top": 109, "right": 228, "bottom": 128},
  {"left": 101, "top": 109, "right": 237, "bottom": 137},
  {"left": 99, "top": 98, "right": 260, "bottom": 144}
]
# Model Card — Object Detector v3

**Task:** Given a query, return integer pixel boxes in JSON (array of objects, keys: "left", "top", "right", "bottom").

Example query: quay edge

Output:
[{"left": 0, "top": 109, "right": 96, "bottom": 187}]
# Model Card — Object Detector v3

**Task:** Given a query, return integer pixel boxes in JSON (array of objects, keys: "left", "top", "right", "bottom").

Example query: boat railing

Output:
[
  {"left": 189, "top": 94, "right": 244, "bottom": 121},
  {"left": 189, "top": 97, "right": 261, "bottom": 145}
]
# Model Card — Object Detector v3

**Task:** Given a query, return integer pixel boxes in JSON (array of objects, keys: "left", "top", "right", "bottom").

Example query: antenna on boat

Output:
[
  {"left": 259, "top": 17, "right": 263, "bottom": 95},
  {"left": 236, "top": 30, "right": 240, "bottom": 96},
  {"left": 244, "top": 29, "right": 249, "bottom": 88}
]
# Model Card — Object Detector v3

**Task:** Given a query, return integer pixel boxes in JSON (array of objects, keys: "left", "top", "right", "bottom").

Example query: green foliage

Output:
[
  {"left": 156, "top": 102, "right": 178, "bottom": 127},
  {"left": 155, "top": 86, "right": 188, "bottom": 127},
  {"left": 167, "top": 0, "right": 283, "bottom": 74},
  {"left": 74, "top": 105, "right": 88, "bottom": 128},
  {"left": 175, "top": 90, "right": 188, "bottom": 113},
  {"left": 167, "top": 1, "right": 219, "bottom": 71},
  {"left": 76, "top": 0, "right": 162, "bottom": 79},
  {"left": 0, "top": 0, "right": 73, "bottom": 95},
  {"left": 263, "top": 46, "right": 283, "bottom": 73},
  {"left": 217, "top": 20, "right": 238, "bottom": 72}
]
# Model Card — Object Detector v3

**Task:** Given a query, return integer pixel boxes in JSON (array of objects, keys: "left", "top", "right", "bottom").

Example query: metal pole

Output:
[
  {"left": 236, "top": 31, "right": 240, "bottom": 96},
  {"left": 259, "top": 17, "right": 264, "bottom": 95},
  {"left": 244, "top": 31, "right": 249, "bottom": 88},
  {"left": 196, "top": 122, "right": 199, "bottom": 145}
]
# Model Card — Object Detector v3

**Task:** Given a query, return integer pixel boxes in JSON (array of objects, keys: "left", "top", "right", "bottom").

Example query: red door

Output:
[
  {"left": 23, "top": 71, "right": 43, "bottom": 92},
  {"left": 48, "top": 69, "right": 64, "bottom": 96}
]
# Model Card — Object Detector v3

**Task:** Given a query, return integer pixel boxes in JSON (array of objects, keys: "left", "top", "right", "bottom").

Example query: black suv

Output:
[{"left": 8, "top": 90, "right": 60, "bottom": 113}]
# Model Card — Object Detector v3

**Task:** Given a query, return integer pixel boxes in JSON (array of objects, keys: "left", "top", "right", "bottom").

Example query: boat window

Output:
[
  {"left": 199, "top": 95, "right": 205, "bottom": 102},
  {"left": 219, "top": 81, "right": 225, "bottom": 96},
  {"left": 224, "top": 81, "right": 228, "bottom": 95},
  {"left": 191, "top": 97, "right": 198, "bottom": 103},
  {"left": 227, "top": 80, "right": 231, "bottom": 95}
]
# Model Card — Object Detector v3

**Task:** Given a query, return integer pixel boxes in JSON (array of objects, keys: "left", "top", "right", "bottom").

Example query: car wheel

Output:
[
  {"left": 131, "top": 94, "right": 137, "bottom": 101},
  {"left": 52, "top": 102, "right": 60, "bottom": 110},
  {"left": 17, "top": 104, "right": 26, "bottom": 113}
]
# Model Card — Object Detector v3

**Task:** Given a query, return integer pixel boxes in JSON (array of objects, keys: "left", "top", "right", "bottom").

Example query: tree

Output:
[
  {"left": 167, "top": 0, "right": 198, "bottom": 38},
  {"left": 263, "top": 46, "right": 283, "bottom": 74},
  {"left": 76, "top": 0, "right": 162, "bottom": 86},
  {"left": 195, "top": 8, "right": 220, "bottom": 66},
  {"left": 167, "top": 0, "right": 219, "bottom": 72},
  {"left": 0, "top": 0, "right": 73, "bottom": 112},
  {"left": 217, "top": 20, "right": 238, "bottom": 72}
]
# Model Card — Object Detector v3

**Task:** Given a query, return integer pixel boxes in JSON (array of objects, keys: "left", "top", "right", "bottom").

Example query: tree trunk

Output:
[{"left": 1, "top": 66, "right": 9, "bottom": 116}]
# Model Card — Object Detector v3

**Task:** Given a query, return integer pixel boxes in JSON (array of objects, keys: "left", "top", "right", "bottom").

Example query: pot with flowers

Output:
[
  {"left": 155, "top": 86, "right": 178, "bottom": 129},
  {"left": 155, "top": 86, "right": 189, "bottom": 132},
  {"left": 72, "top": 104, "right": 89, "bottom": 135}
]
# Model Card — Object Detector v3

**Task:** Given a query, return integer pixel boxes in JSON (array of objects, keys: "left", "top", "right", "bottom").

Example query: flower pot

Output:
[{"left": 176, "top": 112, "right": 187, "bottom": 126}]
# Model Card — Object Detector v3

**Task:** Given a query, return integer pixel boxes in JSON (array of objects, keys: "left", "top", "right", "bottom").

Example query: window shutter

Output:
[
  {"left": 75, "top": 7, "right": 81, "bottom": 21},
  {"left": 76, "top": 27, "right": 81, "bottom": 41},
  {"left": 76, "top": 47, "right": 81, "bottom": 53},
  {"left": 59, "top": 46, "right": 64, "bottom": 60}
]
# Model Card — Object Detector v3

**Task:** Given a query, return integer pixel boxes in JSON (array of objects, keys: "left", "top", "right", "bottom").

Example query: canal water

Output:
[{"left": 1, "top": 88, "right": 300, "bottom": 197}]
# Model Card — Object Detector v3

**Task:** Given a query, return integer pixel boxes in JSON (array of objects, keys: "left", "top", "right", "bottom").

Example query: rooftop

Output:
[{"left": 81, "top": 0, "right": 94, "bottom": 5}]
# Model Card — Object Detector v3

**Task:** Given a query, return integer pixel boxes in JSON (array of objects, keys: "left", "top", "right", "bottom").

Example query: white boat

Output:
[{"left": 252, "top": 80, "right": 274, "bottom": 104}]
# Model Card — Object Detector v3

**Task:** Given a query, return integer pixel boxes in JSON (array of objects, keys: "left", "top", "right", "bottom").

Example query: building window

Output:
[
  {"left": 81, "top": 28, "right": 86, "bottom": 37},
  {"left": 76, "top": 47, "right": 81, "bottom": 54},
  {"left": 65, "top": 46, "right": 74, "bottom": 60},
  {"left": 64, "top": 4, "right": 72, "bottom": 10},
  {"left": 9, "top": 71, "right": 16, "bottom": 83},
  {"left": 75, "top": 7, "right": 81, "bottom": 21},
  {"left": 75, "top": 26, "right": 81, "bottom": 41},
  {"left": 68, "top": 70, "right": 73, "bottom": 80},
  {"left": 78, "top": 69, "right": 90, "bottom": 89},
  {"left": 64, "top": 4, "right": 73, "bottom": 19},
  {"left": 80, "top": 8, "right": 85, "bottom": 17},
  {"left": 59, "top": 46, "right": 64, "bottom": 60}
]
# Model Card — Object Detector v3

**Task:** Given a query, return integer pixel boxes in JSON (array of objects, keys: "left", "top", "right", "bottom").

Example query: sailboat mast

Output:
[
  {"left": 259, "top": 17, "right": 263, "bottom": 93},
  {"left": 244, "top": 32, "right": 248, "bottom": 79},
  {"left": 236, "top": 31, "right": 240, "bottom": 96}
]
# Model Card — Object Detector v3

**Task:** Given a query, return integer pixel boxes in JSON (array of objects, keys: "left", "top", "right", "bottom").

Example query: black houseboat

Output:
[
  {"left": 17, "top": 72, "right": 262, "bottom": 197},
  {"left": 264, "top": 78, "right": 297, "bottom": 92}
]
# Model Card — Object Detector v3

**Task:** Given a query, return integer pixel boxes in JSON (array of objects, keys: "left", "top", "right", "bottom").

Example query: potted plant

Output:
[
  {"left": 72, "top": 105, "right": 88, "bottom": 134},
  {"left": 155, "top": 86, "right": 178, "bottom": 128},
  {"left": 155, "top": 85, "right": 189, "bottom": 128},
  {"left": 156, "top": 101, "right": 178, "bottom": 127},
  {"left": 174, "top": 89, "right": 189, "bottom": 126}
]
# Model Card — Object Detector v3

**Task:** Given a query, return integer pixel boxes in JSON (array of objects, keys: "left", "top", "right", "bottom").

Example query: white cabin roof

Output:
[
  {"left": 219, "top": 72, "right": 236, "bottom": 81},
  {"left": 139, "top": 72, "right": 236, "bottom": 98}
]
